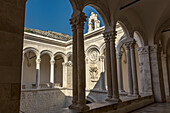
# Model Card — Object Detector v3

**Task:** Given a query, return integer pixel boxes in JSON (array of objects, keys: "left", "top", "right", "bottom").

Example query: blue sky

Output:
[{"left": 25, "top": 0, "right": 104, "bottom": 36}]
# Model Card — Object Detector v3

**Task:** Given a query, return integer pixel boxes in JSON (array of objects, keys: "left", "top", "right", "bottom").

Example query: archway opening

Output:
[
  {"left": 40, "top": 54, "right": 50, "bottom": 88},
  {"left": 54, "top": 55, "right": 64, "bottom": 87},
  {"left": 23, "top": 51, "right": 37, "bottom": 89}
]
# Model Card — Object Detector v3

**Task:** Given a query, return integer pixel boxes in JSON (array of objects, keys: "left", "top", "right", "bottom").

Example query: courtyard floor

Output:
[{"left": 131, "top": 97, "right": 170, "bottom": 113}]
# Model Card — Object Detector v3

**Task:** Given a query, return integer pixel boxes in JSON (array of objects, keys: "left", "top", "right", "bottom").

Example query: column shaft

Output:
[
  {"left": 36, "top": 57, "right": 41, "bottom": 89},
  {"left": 50, "top": 58, "right": 55, "bottom": 88},
  {"left": 110, "top": 32, "right": 121, "bottom": 102},
  {"left": 130, "top": 42, "right": 140, "bottom": 97},
  {"left": 69, "top": 23, "right": 78, "bottom": 108},
  {"left": 76, "top": 13, "right": 89, "bottom": 111},
  {"left": 104, "top": 36, "right": 113, "bottom": 99},
  {"left": 62, "top": 62, "right": 68, "bottom": 87},
  {"left": 125, "top": 43, "right": 133, "bottom": 95},
  {"left": 117, "top": 52, "right": 125, "bottom": 93}
]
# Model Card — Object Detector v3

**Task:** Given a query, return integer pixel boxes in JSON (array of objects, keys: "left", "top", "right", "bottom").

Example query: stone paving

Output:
[{"left": 132, "top": 102, "right": 170, "bottom": 113}]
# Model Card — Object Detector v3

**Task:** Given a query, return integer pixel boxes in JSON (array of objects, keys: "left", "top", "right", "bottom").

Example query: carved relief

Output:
[
  {"left": 89, "top": 65, "right": 99, "bottom": 81},
  {"left": 137, "top": 46, "right": 149, "bottom": 55}
]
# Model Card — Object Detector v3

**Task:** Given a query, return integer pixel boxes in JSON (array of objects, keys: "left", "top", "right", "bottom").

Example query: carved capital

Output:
[
  {"left": 70, "top": 12, "right": 87, "bottom": 29},
  {"left": 50, "top": 60, "right": 55, "bottom": 65},
  {"left": 124, "top": 42, "right": 131, "bottom": 50},
  {"left": 99, "top": 55, "right": 105, "bottom": 62},
  {"left": 149, "top": 45, "right": 161, "bottom": 54},
  {"left": 103, "top": 31, "right": 117, "bottom": 41},
  {"left": 137, "top": 46, "right": 149, "bottom": 55},
  {"left": 116, "top": 51, "right": 123, "bottom": 59},
  {"left": 36, "top": 58, "right": 41, "bottom": 64}
]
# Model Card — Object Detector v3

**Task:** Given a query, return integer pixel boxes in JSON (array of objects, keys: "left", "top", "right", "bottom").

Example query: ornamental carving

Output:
[
  {"left": 137, "top": 46, "right": 149, "bottom": 55},
  {"left": 89, "top": 49, "right": 99, "bottom": 63},
  {"left": 89, "top": 65, "right": 99, "bottom": 81}
]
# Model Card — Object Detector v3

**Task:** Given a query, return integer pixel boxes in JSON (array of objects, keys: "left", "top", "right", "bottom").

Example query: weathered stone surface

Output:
[{"left": 20, "top": 88, "right": 72, "bottom": 113}]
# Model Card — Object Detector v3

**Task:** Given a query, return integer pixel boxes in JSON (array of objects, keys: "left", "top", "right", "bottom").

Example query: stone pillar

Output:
[
  {"left": 116, "top": 51, "right": 126, "bottom": 94},
  {"left": 137, "top": 46, "right": 152, "bottom": 94},
  {"left": 130, "top": 42, "right": 140, "bottom": 97},
  {"left": 36, "top": 56, "right": 41, "bottom": 89},
  {"left": 69, "top": 12, "right": 89, "bottom": 111},
  {"left": 150, "top": 45, "right": 166, "bottom": 102},
  {"left": 104, "top": 31, "right": 121, "bottom": 102},
  {"left": 69, "top": 19, "right": 78, "bottom": 109},
  {"left": 62, "top": 62, "right": 68, "bottom": 88},
  {"left": 110, "top": 31, "right": 121, "bottom": 102},
  {"left": 77, "top": 12, "right": 89, "bottom": 111},
  {"left": 103, "top": 33, "right": 113, "bottom": 101},
  {"left": 50, "top": 57, "right": 55, "bottom": 88},
  {"left": 125, "top": 42, "right": 133, "bottom": 95}
]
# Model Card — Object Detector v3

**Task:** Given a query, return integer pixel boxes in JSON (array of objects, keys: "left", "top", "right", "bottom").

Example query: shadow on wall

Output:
[{"left": 87, "top": 72, "right": 108, "bottom": 103}]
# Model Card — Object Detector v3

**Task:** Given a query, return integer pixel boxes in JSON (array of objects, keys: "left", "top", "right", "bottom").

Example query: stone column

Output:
[
  {"left": 77, "top": 12, "right": 89, "bottom": 111},
  {"left": 116, "top": 51, "right": 126, "bottom": 94},
  {"left": 125, "top": 42, "right": 133, "bottom": 95},
  {"left": 50, "top": 57, "right": 55, "bottom": 88},
  {"left": 99, "top": 55, "right": 105, "bottom": 72},
  {"left": 36, "top": 56, "right": 41, "bottom": 89},
  {"left": 130, "top": 42, "right": 140, "bottom": 97},
  {"left": 103, "top": 33, "right": 113, "bottom": 101},
  {"left": 69, "top": 12, "right": 89, "bottom": 111},
  {"left": 109, "top": 31, "right": 121, "bottom": 102},
  {"left": 150, "top": 45, "right": 166, "bottom": 102},
  {"left": 69, "top": 18, "right": 78, "bottom": 109},
  {"left": 62, "top": 62, "right": 68, "bottom": 88}
]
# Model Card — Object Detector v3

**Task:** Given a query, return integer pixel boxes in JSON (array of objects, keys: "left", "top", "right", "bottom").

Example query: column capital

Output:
[
  {"left": 137, "top": 46, "right": 149, "bottom": 55},
  {"left": 124, "top": 42, "right": 131, "bottom": 50},
  {"left": 36, "top": 58, "right": 41, "bottom": 64},
  {"left": 99, "top": 55, "right": 105, "bottom": 62},
  {"left": 149, "top": 45, "right": 162, "bottom": 54},
  {"left": 103, "top": 31, "right": 117, "bottom": 41},
  {"left": 70, "top": 12, "right": 87, "bottom": 29},
  {"left": 116, "top": 51, "right": 123, "bottom": 59},
  {"left": 65, "top": 61, "right": 72, "bottom": 67},
  {"left": 50, "top": 60, "right": 55, "bottom": 65},
  {"left": 129, "top": 41, "right": 136, "bottom": 49}
]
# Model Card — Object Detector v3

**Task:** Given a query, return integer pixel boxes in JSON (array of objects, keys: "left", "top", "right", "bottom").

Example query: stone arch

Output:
[
  {"left": 116, "top": 36, "right": 134, "bottom": 52},
  {"left": 23, "top": 47, "right": 39, "bottom": 56},
  {"left": 154, "top": 18, "right": 170, "bottom": 45},
  {"left": 86, "top": 45, "right": 100, "bottom": 54},
  {"left": 117, "top": 15, "right": 133, "bottom": 38},
  {"left": 134, "top": 31, "right": 144, "bottom": 47},
  {"left": 99, "top": 42, "right": 106, "bottom": 55},
  {"left": 54, "top": 52, "right": 66, "bottom": 62},
  {"left": 66, "top": 52, "right": 72, "bottom": 62},
  {"left": 40, "top": 50, "right": 53, "bottom": 59},
  {"left": 117, "top": 20, "right": 131, "bottom": 38},
  {"left": 82, "top": 2, "right": 110, "bottom": 28}
]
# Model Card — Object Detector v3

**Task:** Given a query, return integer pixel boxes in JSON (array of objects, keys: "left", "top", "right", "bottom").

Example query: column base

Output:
[
  {"left": 127, "top": 93, "right": 140, "bottom": 98},
  {"left": 119, "top": 90, "right": 128, "bottom": 96},
  {"left": 50, "top": 83, "right": 54, "bottom": 88},
  {"left": 132, "top": 94, "right": 141, "bottom": 98},
  {"left": 69, "top": 103, "right": 78, "bottom": 110},
  {"left": 105, "top": 97, "right": 122, "bottom": 103},
  {"left": 76, "top": 104, "right": 90, "bottom": 112}
]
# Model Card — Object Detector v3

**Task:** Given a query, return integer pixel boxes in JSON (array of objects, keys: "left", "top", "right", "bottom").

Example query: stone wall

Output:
[{"left": 20, "top": 88, "right": 72, "bottom": 113}]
